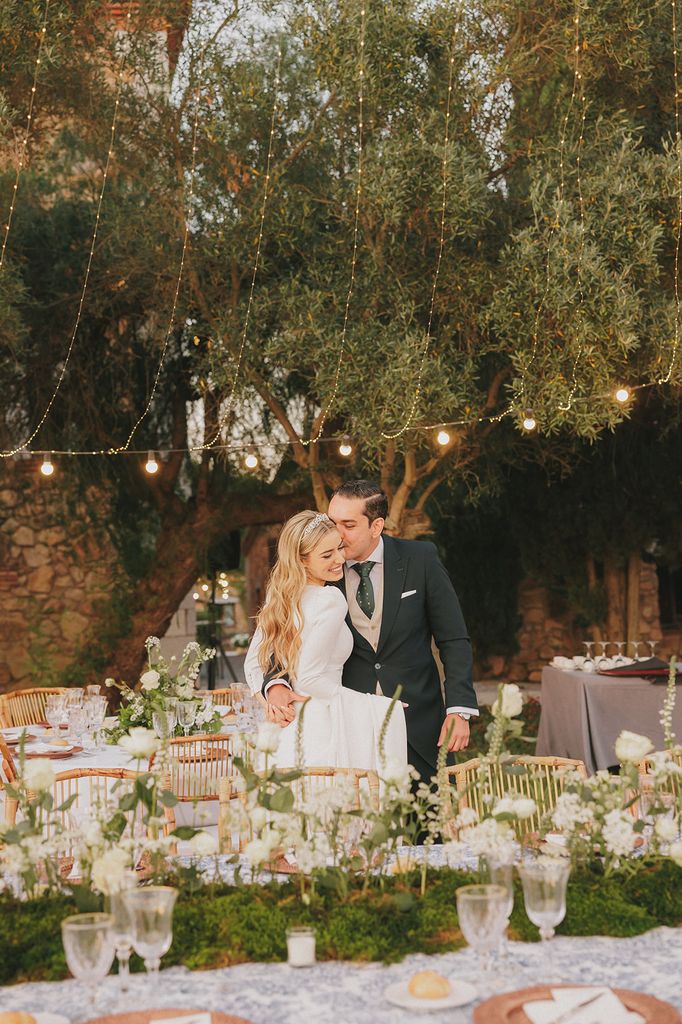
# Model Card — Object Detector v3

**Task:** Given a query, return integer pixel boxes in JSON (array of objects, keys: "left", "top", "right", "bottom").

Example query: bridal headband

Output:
[{"left": 302, "top": 512, "right": 331, "bottom": 538}]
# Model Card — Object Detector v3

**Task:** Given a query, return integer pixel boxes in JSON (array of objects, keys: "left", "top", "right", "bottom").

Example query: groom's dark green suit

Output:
[{"left": 334, "top": 534, "right": 477, "bottom": 783}]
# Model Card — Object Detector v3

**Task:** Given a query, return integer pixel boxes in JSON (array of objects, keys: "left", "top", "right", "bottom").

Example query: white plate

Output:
[
  {"left": 1, "top": 726, "right": 32, "bottom": 739},
  {"left": 384, "top": 979, "right": 477, "bottom": 1012}
]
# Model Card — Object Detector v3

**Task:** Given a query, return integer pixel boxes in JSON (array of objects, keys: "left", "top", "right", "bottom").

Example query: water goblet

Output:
[
  {"left": 86, "top": 684, "right": 102, "bottom": 696},
  {"left": 647, "top": 640, "right": 660, "bottom": 659},
  {"left": 106, "top": 890, "right": 135, "bottom": 994},
  {"left": 518, "top": 859, "right": 570, "bottom": 980},
  {"left": 613, "top": 641, "right": 627, "bottom": 666},
  {"left": 45, "top": 697, "right": 65, "bottom": 735},
  {"left": 68, "top": 707, "right": 88, "bottom": 750},
  {"left": 582, "top": 641, "right": 594, "bottom": 661},
  {"left": 456, "top": 884, "right": 509, "bottom": 986},
  {"left": 152, "top": 708, "right": 175, "bottom": 740},
  {"left": 61, "top": 912, "right": 115, "bottom": 1015},
  {"left": 177, "top": 701, "right": 197, "bottom": 737},
  {"left": 66, "top": 688, "right": 85, "bottom": 709},
  {"left": 123, "top": 886, "right": 178, "bottom": 977}
]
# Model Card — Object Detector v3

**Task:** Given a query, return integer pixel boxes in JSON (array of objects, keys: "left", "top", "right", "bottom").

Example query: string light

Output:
[
  {"left": 338, "top": 435, "right": 353, "bottom": 457},
  {"left": 522, "top": 411, "right": 537, "bottom": 432},
  {"left": 0, "top": 0, "right": 51, "bottom": 277},
  {"left": 305, "top": 5, "right": 367, "bottom": 445},
  {"left": 558, "top": 0, "right": 588, "bottom": 412},
  {"left": 0, "top": 3, "right": 135, "bottom": 459},
  {"left": 244, "top": 448, "right": 259, "bottom": 470},
  {"left": 662, "top": 0, "right": 682, "bottom": 383},
  {"left": 436, "top": 429, "right": 450, "bottom": 446},
  {"left": 40, "top": 453, "right": 54, "bottom": 476},
  {"left": 614, "top": 386, "right": 631, "bottom": 404},
  {"left": 381, "top": 5, "right": 465, "bottom": 440},
  {"left": 144, "top": 450, "right": 159, "bottom": 474},
  {"left": 197, "top": 50, "right": 283, "bottom": 452},
  {"left": 192, "top": 591, "right": 200, "bottom": 600},
  {"left": 111, "top": 35, "right": 208, "bottom": 454},
  {"left": 201, "top": 583, "right": 209, "bottom": 592},
  {"left": 521, "top": 0, "right": 585, "bottom": 412}
]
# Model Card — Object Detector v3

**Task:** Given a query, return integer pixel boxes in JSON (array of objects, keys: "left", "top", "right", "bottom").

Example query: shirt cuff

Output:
[
  {"left": 446, "top": 706, "right": 479, "bottom": 716},
  {"left": 264, "top": 678, "right": 292, "bottom": 696}
]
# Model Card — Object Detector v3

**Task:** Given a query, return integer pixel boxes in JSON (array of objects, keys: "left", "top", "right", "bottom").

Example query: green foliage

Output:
[{"left": 2, "top": 860, "right": 682, "bottom": 985}]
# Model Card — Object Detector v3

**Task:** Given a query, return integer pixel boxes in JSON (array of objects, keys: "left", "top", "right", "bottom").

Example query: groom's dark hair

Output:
[{"left": 332, "top": 479, "right": 388, "bottom": 524}]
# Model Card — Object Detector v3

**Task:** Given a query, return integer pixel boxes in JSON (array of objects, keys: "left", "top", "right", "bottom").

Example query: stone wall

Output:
[{"left": 0, "top": 460, "right": 117, "bottom": 692}]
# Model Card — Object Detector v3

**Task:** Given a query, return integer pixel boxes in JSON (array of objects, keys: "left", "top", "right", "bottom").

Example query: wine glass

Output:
[
  {"left": 61, "top": 913, "right": 115, "bottom": 1013},
  {"left": 456, "top": 884, "right": 509, "bottom": 984},
  {"left": 631, "top": 640, "right": 644, "bottom": 661},
  {"left": 152, "top": 708, "right": 175, "bottom": 740},
  {"left": 45, "top": 696, "right": 65, "bottom": 735},
  {"left": 484, "top": 860, "right": 515, "bottom": 963},
  {"left": 68, "top": 707, "right": 88, "bottom": 750},
  {"left": 66, "top": 688, "right": 85, "bottom": 709},
  {"left": 106, "top": 890, "right": 134, "bottom": 994},
  {"left": 518, "top": 859, "right": 570, "bottom": 979},
  {"left": 613, "top": 641, "right": 627, "bottom": 666},
  {"left": 582, "top": 641, "right": 594, "bottom": 661},
  {"left": 647, "top": 640, "right": 660, "bottom": 659},
  {"left": 123, "top": 886, "right": 178, "bottom": 977},
  {"left": 177, "top": 701, "right": 197, "bottom": 737}
]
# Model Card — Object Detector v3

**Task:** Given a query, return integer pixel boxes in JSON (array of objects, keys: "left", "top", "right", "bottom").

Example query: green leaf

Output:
[
  {"left": 270, "top": 787, "right": 295, "bottom": 813},
  {"left": 171, "top": 826, "right": 200, "bottom": 840}
]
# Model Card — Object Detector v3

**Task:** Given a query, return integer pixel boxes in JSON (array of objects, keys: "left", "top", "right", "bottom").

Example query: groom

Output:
[{"left": 266, "top": 479, "right": 478, "bottom": 785}]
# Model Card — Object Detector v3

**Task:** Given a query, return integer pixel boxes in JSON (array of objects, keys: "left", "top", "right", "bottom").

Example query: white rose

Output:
[
  {"left": 255, "top": 721, "right": 281, "bottom": 754},
  {"left": 104, "top": 677, "right": 116, "bottom": 688},
  {"left": 655, "top": 817, "right": 678, "bottom": 843},
  {"left": 492, "top": 797, "right": 516, "bottom": 817},
  {"left": 513, "top": 798, "right": 537, "bottom": 820},
  {"left": 455, "top": 806, "right": 479, "bottom": 828},
  {"left": 492, "top": 683, "right": 523, "bottom": 719},
  {"left": 187, "top": 830, "right": 219, "bottom": 857},
  {"left": 668, "top": 840, "right": 682, "bottom": 867},
  {"left": 140, "top": 669, "right": 161, "bottom": 691},
  {"left": 381, "top": 757, "right": 411, "bottom": 790},
  {"left": 244, "top": 838, "right": 270, "bottom": 866},
  {"left": 22, "top": 758, "right": 56, "bottom": 792},
  {"left": 614, "top": 730, "right": 654, "bottom": 764},
  {"left": 91, "top": 847, "right": 135, "bottom": 895},
  {"left": 250, "top": 806, "right": 268, "bottom": 832},
  {"left": 118, "top": 727, "right": 160, "bottom": 759}
]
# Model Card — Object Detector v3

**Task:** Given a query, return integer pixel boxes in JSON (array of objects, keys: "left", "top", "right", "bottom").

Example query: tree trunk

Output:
[
  {"left": 626, "top": 551, "right": 641, "bottom": 658},
  {"left": 603, "top": 554, "right": 626, "bottom": 643},
  {"left": 586, "top": 555, "right": 603, "bottom": 642},
  {"left": 91, "top": 491, "right": 308, "bottom": 686}
]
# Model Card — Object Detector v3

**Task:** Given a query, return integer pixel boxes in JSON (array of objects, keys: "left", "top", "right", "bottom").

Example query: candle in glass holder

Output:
[{"left": 286, "top": 926, "right": 316, "bottom": 967}]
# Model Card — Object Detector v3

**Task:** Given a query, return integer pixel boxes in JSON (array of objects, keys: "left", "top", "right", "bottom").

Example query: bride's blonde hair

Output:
[{"left": 256, "top": 510, "right": 339, "bottom": 681}]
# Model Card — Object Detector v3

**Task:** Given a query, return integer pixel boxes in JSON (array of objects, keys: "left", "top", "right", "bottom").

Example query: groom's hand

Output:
[
  {"left": 438, "top": 713, "right": 470, "bottom": 753},
  {"left": 266, "top": 683, "right": 307, "bottom": 726}
]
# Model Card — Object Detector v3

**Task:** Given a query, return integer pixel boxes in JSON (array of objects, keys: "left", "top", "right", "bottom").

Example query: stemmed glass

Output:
[
  {"left": 68, "top": 707, "right": 88, "bottom": 750},
  {"left": 152, "top": 706, "right": 177, "bottom": 740},
  {"left": 647, "top": 640, "right": 660, "bottom": 659},
  {"left": 593, "top": 641, "right": 609, "bottom": 671},
  {"left": 484, "top": 860, "right": 515, "bottom": 964},
  {"left": 106, "top": 890, "right": 134, "bottom": 994},
  {"left": 177, "top": 701, "right": 197, "bottom": 737},
  {"left": 518, "top": 859, "right": 570, "bottom": 979},
  {"left": 631, "top": 640, "right": 644, "bottom": 661},
  {"left": 613, "top": 641, "right": 627, "bottom": 666},
  {"left": 456, "top": 884, "right": 509, "bottom": 985},
  {"left": 45, "top": 694, "right": 66, "bottom": 735},
  {"left": 123, "top": 886, "right": 178, "bottom": 977},
  {"left": 61, "top": 913, "right": 116, "bottom": 1014}
]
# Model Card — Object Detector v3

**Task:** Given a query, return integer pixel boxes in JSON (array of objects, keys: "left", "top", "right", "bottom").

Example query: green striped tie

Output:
[{"left": 353, "top": 561, "right": 376, "bottom": 618}]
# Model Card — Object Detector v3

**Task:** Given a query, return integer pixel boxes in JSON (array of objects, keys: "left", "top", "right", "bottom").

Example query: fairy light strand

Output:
[
  {"left": 520, "top": 0, "right": 584, "bottom": 411},
  {"left": 0, "top": 0, "right": 51, "bottom": 277},
  {"left": 559, "top": 1, "right": 588, "bottom": 412},
  {"left": 110, "top": 44, "right": 208, "bottom": 453},
  {"left": 662, "top": 0, "right": 682, "bottom": 383},
  {"left": 0, "top": 4, "right": 134, "bottom": 459},
  {"left": 303, "top": 2, "right": 367, "bottom": 446},
  {"left": 197, "top": 50, "right": 283, "bottom": 451},
  {"left": 381, "top": 4, "right": 465, "bottom": 440}
]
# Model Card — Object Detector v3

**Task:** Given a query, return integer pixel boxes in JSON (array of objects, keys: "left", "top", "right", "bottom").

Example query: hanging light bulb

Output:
[
  {"left": 522, "top": 411, "right": 537, "bottom": 432},
  {"left": 615, "top": 386, "right": 631, "bottom": 404},
  {"left": 201, "top": 583, "right": 209, "bottom": 592},
  {"left": 436, "top": 429, "right": 450, "bottom": 446},
  {"left": 244, "top": 448, "right": 259, "bottom": 470},
  {"left": 192, "top": 592, "right": 200, "bottom": 600},
  {"left": 339, "top": 435, "right": 353, "bottom": 457},
  {"left": 40, "top": 453, "right": 54, "bottom": 477},
  {"left": 145, "top": 450, "right": 159, "bottom": 474}
]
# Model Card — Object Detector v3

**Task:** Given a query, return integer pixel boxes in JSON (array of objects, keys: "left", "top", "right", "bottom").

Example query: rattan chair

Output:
[
  {"left": 0, "top": 687, "right": 68, "bottom": 728},
  {"left": 0, "top": 736, "right": 18, "bottom": 826},
  {"left": 637, "top": 749, "right": 682, "bottom": 802},
  {"left": 46, "top": 767, "right": 144, "bottom": 834},
  {"left": 441, "top": 755, "right": 587, "bottom": 839},
  {"left": 150, "top": 733, "right": 236, "bottom": 836},
  {"left": 196, "top": 687, "right": 243, "bottom": 708},
  {"left": 219, "top": 766, "right": 381, "bottom": 855}
]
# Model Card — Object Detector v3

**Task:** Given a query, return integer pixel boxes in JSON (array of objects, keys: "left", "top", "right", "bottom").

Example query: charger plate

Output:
[
  {"left": 25, "top": 744, "right": 82, "bottom": 760},
  {"left": 474, "top": 985, "right": 680, "bottom": 1023},
  {"left": 87, "top": 1009, "right": 253, "bottom": 1024}
]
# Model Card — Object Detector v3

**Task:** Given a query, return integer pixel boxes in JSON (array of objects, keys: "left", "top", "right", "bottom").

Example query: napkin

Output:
[
  {"left": 523, "top": 988, "right": 644, "bottom": 1024},
  {"left": 150, "top": 1015, "right": 212, "bottom": 1024},
  {"left": 551, "top": 657, "right": 576, "bottom": 670}
]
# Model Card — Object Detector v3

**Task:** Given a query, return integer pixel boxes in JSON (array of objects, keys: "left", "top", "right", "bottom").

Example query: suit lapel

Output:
[{"left": 377, "top": 535, "right": 408, "bottom": 653}]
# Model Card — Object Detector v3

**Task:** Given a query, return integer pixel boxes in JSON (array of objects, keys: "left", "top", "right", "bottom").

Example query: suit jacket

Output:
[{"left": 336, "top": 534, "right": 476, "bottom": 771}]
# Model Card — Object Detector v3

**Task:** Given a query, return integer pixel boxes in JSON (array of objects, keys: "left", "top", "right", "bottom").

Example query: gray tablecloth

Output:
[
  {"left": 1, "top": 927, "right": 681, "bottom": 1023},
  {"left": 536, "top": 666, "right": 682, "bottom": 773}
]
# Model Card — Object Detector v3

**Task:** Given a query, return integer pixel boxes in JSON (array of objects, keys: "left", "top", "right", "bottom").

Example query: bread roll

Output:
[
  {"left": 407, "top": 970, "right": 451, "bottom": 999},
  {"left": 0, "top": 1013, "right": 37, "bottom": 1024}
]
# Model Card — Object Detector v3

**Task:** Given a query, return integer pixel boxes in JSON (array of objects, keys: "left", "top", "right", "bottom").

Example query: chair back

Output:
[
  {"left": 196, "top": 688, "right": 243, "bottom": 708},
  {"left": 442, "top": 755, "right": 587, "bottom": 838},
  {"left": 0, "top": 687, "right": 68, "bottom": 728},
  {"left": 638, "top": 749, "right": 682, "bottom": 799},
  {"left": 153, "top": 734, "right": 236, "bottom": 802},
  {"left": 0, "top": 737, "right": 18, "bottom": 826}
]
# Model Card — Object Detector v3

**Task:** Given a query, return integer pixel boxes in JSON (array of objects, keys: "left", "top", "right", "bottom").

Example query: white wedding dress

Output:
[{"left": 244, "top": 585, "right": 407, "bottom": 772}]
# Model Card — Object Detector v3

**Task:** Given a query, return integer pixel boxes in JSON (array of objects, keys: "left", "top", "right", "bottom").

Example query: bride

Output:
[{"left": 244, "top": 509, "right": 407, "bottom": 772}]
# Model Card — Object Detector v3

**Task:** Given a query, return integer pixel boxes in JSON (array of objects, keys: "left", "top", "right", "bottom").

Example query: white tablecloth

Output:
[{"left": 1, "top": 926, "right": 680, "bottom": 1023}]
